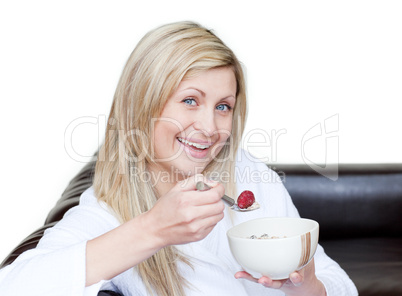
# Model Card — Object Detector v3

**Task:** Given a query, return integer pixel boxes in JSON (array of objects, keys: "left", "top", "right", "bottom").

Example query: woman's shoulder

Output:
[
  {"left": 79, "top": 187, "right": 115, "bottom": 215},
  {"left": 37, "top": 187, "right": 120, "bottom": 247},
  {"left": 68, "top": 187, "right": 120, "bottom": 229}
]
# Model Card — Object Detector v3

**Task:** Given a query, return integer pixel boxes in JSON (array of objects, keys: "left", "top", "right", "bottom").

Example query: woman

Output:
[{"left": 0, "top": 22, "right": 357, "bottom": 295}]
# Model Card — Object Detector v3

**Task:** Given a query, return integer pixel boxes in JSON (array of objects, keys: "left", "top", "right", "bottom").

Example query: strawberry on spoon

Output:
[
  {"left": 236, "top": 190, "right": 255, "bottom": 209},
  {"left": 195, "top": 182, "right": 260, "bottom": 212}
]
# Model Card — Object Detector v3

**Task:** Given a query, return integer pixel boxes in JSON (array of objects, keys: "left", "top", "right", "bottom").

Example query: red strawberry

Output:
[{"left": 237, "top": 190, "right": 255, "bottom": 209}]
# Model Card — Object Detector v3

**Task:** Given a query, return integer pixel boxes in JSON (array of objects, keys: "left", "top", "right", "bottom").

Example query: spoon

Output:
[{"left": 195, "top": 181, "right": 260, "bottom": 212}]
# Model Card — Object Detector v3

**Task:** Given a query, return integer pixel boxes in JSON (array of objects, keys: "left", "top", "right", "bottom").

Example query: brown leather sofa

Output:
[
  {"left": 274, "top": 163, "right": 402, "bottom": 296},
  {"left": 1, "top": 160, "right": 401, "bottom": 296}
]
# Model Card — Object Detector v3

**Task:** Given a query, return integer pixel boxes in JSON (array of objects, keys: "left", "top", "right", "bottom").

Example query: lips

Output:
[
  {"left": 177, "top": 137, "right": 212, "bottom": 150},
  {"left": 177, "top": 137, "right": 215, "bottom": 159}
]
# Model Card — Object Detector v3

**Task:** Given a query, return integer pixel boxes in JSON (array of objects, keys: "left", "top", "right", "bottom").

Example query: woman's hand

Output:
[
  {"left": 86, "top": 175, "right": 224, "bottom": 286},
  {"left": 145, "top": 174, "right": 225, "bottom": 247},
  {"left": 234, "top": 259, "right": 327, "bottom": 296}
]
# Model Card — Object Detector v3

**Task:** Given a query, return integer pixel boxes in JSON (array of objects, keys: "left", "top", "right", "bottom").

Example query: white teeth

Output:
[{"left": 178, "top": 137, "right": 210, "bottom": 149}]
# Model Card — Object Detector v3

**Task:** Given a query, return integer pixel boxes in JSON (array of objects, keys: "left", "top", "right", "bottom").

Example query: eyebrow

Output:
[
  {"left": 183, "top": 87, "right": 206, "bottom": 97},
  {"left": 182, "top": 87, "right": 236, "bottom": 101}
]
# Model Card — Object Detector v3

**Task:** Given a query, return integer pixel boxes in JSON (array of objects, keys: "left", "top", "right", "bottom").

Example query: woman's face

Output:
[{"left": 151, "top": 67, "right": 237, "bottom": 181}]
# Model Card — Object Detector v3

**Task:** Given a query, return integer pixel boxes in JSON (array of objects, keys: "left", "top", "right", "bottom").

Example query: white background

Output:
[{"left": 1, "top": 0, "right": 401, "bottom": 263}]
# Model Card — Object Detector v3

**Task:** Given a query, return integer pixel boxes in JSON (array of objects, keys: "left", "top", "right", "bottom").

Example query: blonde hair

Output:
[{"left": 93, "top": 21, "right": 247, "bottom": 295}]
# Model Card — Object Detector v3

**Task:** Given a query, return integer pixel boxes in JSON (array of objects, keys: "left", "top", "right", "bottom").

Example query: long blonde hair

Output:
[{"left": 93, "top": 21, "right": 247, "bottom": 295}]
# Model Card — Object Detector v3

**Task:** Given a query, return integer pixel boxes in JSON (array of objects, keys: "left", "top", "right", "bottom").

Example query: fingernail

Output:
[
  {"left": 208, "top": 177, "right": 218, "bottom": 182},
  {"left": 194, "top": 174, "right": 204, "bottom": 182},
  {"left": 261, "top": 280, "right": 271, "bottom": 288},
  {"left": 205, "top": 179, "right": 218, "bottom": 187},
  {"left": 291, "top": 275, "right": 302, "bottom": 286}
]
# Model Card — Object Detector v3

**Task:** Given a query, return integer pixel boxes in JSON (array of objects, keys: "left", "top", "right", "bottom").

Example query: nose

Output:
[{"left": 193, "top": 109, "right": 218, "bottom": 138}]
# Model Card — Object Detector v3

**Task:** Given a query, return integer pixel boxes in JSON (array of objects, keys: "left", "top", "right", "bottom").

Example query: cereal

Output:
[{"left": 248, "top": 233, "right": 286, "bottom": 239}]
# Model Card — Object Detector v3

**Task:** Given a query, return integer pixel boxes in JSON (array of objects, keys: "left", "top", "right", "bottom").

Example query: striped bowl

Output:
[{"left": 227, "top": 217, "right": 319, "bottom": 280}]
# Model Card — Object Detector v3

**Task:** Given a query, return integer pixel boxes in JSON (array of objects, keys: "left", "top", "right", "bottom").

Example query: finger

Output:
[
  {"left": 192, "top": 209, "right": 224, "bottom": 227},
  {"left": 175, "top": 175, "right": 222, "bottom": 195},
  {"left": 289, "top": 271, "right": 303, "bottom": 286},
  {"left": 191, "top": 184, "right": 225, "bottom": 207},
  {"left": 258, "top": 277, "right": 286, "bottom": 289},
  {"left": 171, "top": 176, "right": 225, "bottom": 210},
  {"left": 289, "top": 258, "right": 310, "bottom": 286},
  {"left": 185, "top": 199, "right": 225, "bottom": 220},
  {"left": 202, "top": 219, "right": 222, "bottom": 236},
  {"left": 175, "top": 174, "right": 205, "bottom": 191},
  {"left": 203, "top": 178, "right": 221, "bottom": 188},
  {"left": 185, "top": 213, "right": 224, "bottom": 240},
  {"left": 257, "top": 276, "right": 273, "bottom": 288},
  {"left": 234, "top": 271, "right": 258, "bottom": 283}
]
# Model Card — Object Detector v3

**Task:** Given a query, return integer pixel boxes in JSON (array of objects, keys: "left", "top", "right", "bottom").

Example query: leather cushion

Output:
[
  {"left": 274, "top": 165, "right": 402, "bottom": 239},
  {"left": 321, "top": 237, "right": 402, "bottom": 296}
]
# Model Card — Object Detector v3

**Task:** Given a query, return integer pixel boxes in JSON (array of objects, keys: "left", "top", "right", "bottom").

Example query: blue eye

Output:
[
  {"left": 183, "top": 98, "right": 196, "bottom": 106},
  {"left": 216, "top": 104, "right": 231, "bottom": 111}
]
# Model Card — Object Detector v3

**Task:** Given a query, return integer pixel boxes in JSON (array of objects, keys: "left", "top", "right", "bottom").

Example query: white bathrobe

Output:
[{"left": 0, "top": 150, "right": 358, "bottom": 295}]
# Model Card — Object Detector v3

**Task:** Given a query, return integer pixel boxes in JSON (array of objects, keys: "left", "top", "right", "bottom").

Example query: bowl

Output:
[{"left": 227, "top": 217, "right": 319, "bottom": 280}]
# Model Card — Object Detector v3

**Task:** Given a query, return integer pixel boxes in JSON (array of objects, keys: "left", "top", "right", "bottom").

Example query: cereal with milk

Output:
[{"left": 248, "top": 233, "right": 286, "bottom": 239}]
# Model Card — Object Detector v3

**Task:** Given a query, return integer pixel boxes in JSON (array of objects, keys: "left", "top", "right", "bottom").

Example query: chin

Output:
[{"left": 172, "top": 158, "right": 210, "bottom": 179}]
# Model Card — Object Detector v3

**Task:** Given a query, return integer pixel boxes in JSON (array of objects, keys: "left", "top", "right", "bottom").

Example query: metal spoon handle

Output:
[
  {"left": 195, "top": 181, "right": 236, "bottom": 207},
  {"left": 221, "top": 194, "right": 236, "bottom": 207}
]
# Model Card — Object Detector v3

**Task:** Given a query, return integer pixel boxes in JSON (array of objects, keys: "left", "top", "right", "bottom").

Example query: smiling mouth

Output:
[{"left": 177, "top": 137, "right": 212, "bottom": 150}]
